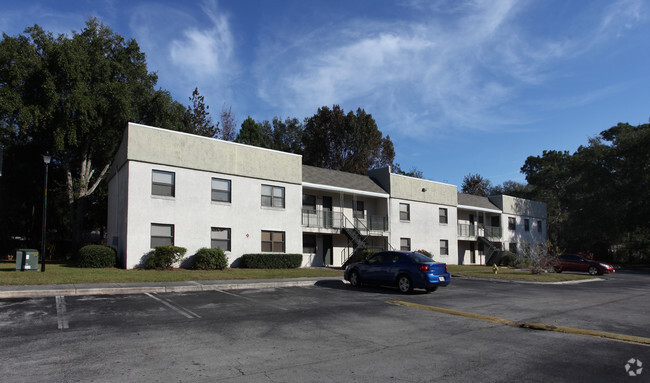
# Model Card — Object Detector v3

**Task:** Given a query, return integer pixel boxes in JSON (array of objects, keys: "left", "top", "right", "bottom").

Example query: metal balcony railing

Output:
[
  {"left": 302, "top": 209, "right": 388, "bottom": 232},
  {"left": 458, "top": 224, "right": 501, "bottom": 239}
]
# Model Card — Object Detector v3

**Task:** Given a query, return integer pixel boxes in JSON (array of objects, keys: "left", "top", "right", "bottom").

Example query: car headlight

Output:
[{"left": 599, "top": 263, "right": 609, "bottom": 268}]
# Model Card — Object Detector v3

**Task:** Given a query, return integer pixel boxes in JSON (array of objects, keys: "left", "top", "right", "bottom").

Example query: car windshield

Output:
[{"left": 406, "top": 252, "right": 435, "bottom": 263}]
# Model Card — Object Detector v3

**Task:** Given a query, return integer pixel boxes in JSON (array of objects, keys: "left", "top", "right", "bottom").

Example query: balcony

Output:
[
  {"left": 302, "top": 209, "right": 388, "bottom": 232},
  {"left": 458, "top": 224, "right": 501, "bottom": 240}
]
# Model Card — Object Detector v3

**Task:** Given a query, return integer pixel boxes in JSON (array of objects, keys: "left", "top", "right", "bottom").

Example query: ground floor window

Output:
[
  {"left": 262, "top": 230, "right": 285, "bottom": 252},
  {"left": 400, "top": 238, "right": 411, "bottom": 251},
  {"left": 303, "top": 234, "right": 316, "bottom": 253},
  {"left": 509, "top": 242, "right": 517, "bottom": 253},
  {"left": 151, "top": 223, "right": 174, "bottom": 248},
  {"left": 211, "top": 227, "right": 231, "bottom": 251},
  {"left": 440, "top": 239, "right": 449, "bottom": 255}
]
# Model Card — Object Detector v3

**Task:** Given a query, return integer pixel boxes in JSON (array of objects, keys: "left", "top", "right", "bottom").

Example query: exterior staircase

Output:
[{"left": 478, "top": 236, "right": 502, "bottom": 266}]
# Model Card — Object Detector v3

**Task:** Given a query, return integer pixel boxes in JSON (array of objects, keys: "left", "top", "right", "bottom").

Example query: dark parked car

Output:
[
  {"left": 344, "top": 251, "right": 450, "bottom": 293},
  {"left": 555, "top": 254, "right": 615, "bottom": 275}
]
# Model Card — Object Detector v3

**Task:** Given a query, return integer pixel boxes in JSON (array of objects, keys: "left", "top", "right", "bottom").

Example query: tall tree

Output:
[
  {"left": 271, "top": 117, "right": 303, "bottom": 154},
  {"left": 235, "top": 117, "right": 266, "bottom": 147},
  {"left": 302, "top": 105, "right": 395, "bottom": 174},
  {"left": 460, "top": 173, "right": 492, "bottom": 196},
  {"left": 184, "top": 87, "right": 219, "bottom": 138},
  {"left": 219, "top": 104, "right": 237, "bottom": 141},
  {"left": 0, "top": 19, "right": 168, "bottom": 257}
]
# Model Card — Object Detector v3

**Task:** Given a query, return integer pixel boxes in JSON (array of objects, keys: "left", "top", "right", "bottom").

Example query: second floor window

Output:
[
  {"left": 262, "top": 185, "right": 285, "bottom": 208},
  {"left": 439, "top": 208, "right": 448, "bottom": 224},
  {"left": 508, "top": 217, "right": 516, "bottom": 231},
  {"left": 211, "top": 178, "right": 231, "bottom": 202},
  {"left": 524, "top": 219, "right": 530, "bottom": 232},
  {"left": 400, "top": 203, "right": 410, "bottom": 221},
  {"left": 537, "top": 220, "right": 543, "bottom": 233},
  {"left": 152, "top": 170, "right": 175, "bottom": 197}
]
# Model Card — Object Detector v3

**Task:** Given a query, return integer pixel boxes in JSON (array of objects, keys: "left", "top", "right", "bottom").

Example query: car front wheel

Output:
[
  {"left": 588, "top": 266, "right": 599, "bottom": 275},
  {"left": 397, "top": 275, "right": 413, "bottom": 293},
  {"left": 349, "top": 270, "right": 361, "bottom": 287}
]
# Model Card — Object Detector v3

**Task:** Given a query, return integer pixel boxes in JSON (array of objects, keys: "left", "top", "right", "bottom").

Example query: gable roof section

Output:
[
  {"left": 457, "top": 193, "right": 501, "bottom": 213},
  {"left": 302, "top": 165, "right": 389, "bottom": 197}
]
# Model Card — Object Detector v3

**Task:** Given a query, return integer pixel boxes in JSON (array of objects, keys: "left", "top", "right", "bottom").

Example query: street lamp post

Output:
[{"left": 41, "top": 154, "right": 51, "bottom": 272}]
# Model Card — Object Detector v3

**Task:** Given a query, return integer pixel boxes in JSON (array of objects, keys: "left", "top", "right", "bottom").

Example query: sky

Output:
[{"left": 1, "top": 0, "right": 649, "bottom": 188}]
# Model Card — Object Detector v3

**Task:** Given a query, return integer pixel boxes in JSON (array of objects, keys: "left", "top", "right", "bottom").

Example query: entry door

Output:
[
  {"left": 323, "top": 196, "right": 333, "bottom": 228},
  {"left": 323, "top": 235, "right": 333, "bottom": 266}
]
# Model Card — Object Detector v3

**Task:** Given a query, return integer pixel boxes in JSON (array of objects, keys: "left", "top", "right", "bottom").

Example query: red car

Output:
[{"left": 555, "top": 254, "right": 615, "bottom": 275}]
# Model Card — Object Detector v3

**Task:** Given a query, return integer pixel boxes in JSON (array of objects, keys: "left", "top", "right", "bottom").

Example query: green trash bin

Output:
[{"left": 16, "top": 249, "right": 39, "bottom": 271}]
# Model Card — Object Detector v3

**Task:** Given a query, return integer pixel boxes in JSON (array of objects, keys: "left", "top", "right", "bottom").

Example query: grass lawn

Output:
[
  {"left": 0, "top": 262, "right": 343, "bottom": 286},
  {"left": 448, "top": 265, "right": 597, "bottom": 282}
]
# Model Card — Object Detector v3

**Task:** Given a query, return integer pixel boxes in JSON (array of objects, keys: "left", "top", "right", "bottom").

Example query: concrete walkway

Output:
[{"left": 0, "top": 277, "right": 345, "bottom": 299}]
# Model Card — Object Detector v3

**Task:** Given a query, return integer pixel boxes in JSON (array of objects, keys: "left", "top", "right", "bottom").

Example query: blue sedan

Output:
[{"left": 344, "top": 251, "right": 451, "bottom": 293}]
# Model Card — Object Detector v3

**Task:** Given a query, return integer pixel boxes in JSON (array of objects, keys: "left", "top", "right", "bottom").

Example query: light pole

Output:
[{"left": 41, "top": 154, "right": 51, "bottom": 272}]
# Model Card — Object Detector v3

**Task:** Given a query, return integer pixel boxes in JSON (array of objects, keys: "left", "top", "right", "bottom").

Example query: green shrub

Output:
[
  {"left": 499, "top": 252, "right": 518, "bottom": 267},
  {"left": 78, "top": 245, "right": 116, "bottom": 268},
  {"left": 240, "top": 253, "right": 302, "bottom": 269},
  {"left": 145, "top": 245, "right": 187, "bottom": 269},
  {"left": 515, "top": 256, "right": 532, "bottom": 268},
  {"left": 192, "top": 248, "right": 228, "bottom": 270}
]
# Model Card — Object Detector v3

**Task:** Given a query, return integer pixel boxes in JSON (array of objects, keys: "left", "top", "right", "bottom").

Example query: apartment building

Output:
[{"left": 107, "top": 123, "right": 546, "bottom": 269}]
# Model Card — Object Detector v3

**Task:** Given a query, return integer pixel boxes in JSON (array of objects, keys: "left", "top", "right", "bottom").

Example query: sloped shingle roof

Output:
[
  {"left": 302, "top": 165, "right": 388, "bottom": 195},
  {"left": 457, "top": 193, "right": 501, "bottom": 211}
]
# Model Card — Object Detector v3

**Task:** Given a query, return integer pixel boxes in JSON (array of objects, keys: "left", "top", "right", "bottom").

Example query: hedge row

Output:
[
  {"left": 79, "top": 245, "right": 117, "bottom": 268},
  {"left": 240, "top": 253, "right": 302, "bottom": 269}
]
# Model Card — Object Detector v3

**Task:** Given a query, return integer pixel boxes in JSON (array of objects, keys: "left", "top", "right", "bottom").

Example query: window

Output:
[
  {"left": 400, "top": 203, "right": 410, "bottom": 221},
  {"left": 152, "top": 170, "right": 175, "bottom": 197},
  {"left": 440, "top": 239, "right": 449, "bottom": 255},
  {"left": 354, "top": 201, "right": 365, "bottom": 218},
  {"left": 400, "top": 238, "right": 411, "bottom": 251},
  {"left": 439, "top": 208, "right": 448, "bottom": 224},
  {"left": 151, "top": 223, "right": 174, "bottom": 248},
  {"left": 509, "top": 243, "right": 517, "bottom": 253},
  {"left": 261, "top": 185, "right": 285, "bottom": 208},
  {"left": 211, "top": 178, "right": 231, "bottom": 202},
  {"left": 211, "top": 227, "right": 231, "bottom": 251},
  {"left": 262, "top": 230, "right": 285, "bottom": 252},
  {"left": 302, "top": 194, "right": 316, "bottom": 210},
  {"left": 303, "top": 234, "right": 316, "bottom": 253},
  {"left": 508, "top": 217, "right": 516, "bottom": 231},
  {"left": 537, "top": 220, "right": 543, "bottom": 233},
  {"left": 524, "top": 219, "right": 530, "bottom": 232}
]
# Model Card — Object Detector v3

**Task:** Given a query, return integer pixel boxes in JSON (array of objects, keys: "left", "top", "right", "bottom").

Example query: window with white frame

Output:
[
  {"left": 211, "top": 227, "right": 231, "bottom": 251},
  {"left": 400, "top": 238, "right": 411, "bottom": 251},
  {"left": 261, "top": 185, "right": 285, "bottom": 208},
  {"left": 439, "top": 208, "right": 448, "bottom": 224},
  {"left": 151, "top": 223, "right": 174, "bottom": 248},
  {"left": 262, "top": 230, "right": 285, "bottom": 252},
  {"left": 508, "top": 217, "right": 516, "bottom": 231},
  {"left": 211, "top": 178, "right": 231, "bottom": 203},
  {"left": 399, "top": 203, "right": 410, "bottom": 221},
  {"left": 440, "top": 239, "right": 449, "bottom": 255},
  {"left": 152, "top": 170, "right": 175, "bottom": 197}
]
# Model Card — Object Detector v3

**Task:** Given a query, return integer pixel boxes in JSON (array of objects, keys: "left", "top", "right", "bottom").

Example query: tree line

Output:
[
  {"left": 0, "top": 19, "right": 410, "bottom": 260},
  {"left": 460, "top": 123, "right": 650, "bottom": 263}
]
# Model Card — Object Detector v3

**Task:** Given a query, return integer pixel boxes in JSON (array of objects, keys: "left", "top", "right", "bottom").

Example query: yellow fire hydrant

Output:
[{"left": 492, "top": 264, "right": 499, "bottom": 274}]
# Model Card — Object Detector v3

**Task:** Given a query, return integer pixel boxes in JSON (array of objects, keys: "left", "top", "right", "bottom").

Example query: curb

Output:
[
  {"left": 451, "top": 274, "right": 604, "bottom": 285},
  {"left": 0, "top": 278, "right": 343, "bottom": 299}
]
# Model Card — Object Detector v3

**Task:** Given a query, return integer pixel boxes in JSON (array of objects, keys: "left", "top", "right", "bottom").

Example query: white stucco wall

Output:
[
  {"left": 388, "top": 198, "right": 458, "bottom": 264},
  {"left": 121, "top": 161, "right": 302, "bottom": 269}
]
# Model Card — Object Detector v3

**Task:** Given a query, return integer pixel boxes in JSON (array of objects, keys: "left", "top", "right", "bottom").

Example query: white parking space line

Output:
[
  {"left": 213, "top": 289, "right": 289, "bottom": 311},
  {"left": 55, "top": 296, "right": 69, "bottom": 330},
  {"left": 145, "top": 293, "right": 201, "bottom": 319}
]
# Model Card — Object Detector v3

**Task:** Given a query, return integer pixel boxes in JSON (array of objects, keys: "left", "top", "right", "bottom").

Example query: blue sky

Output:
[{"left": 2, "top": 0, "right": 649, "bottom": 188}]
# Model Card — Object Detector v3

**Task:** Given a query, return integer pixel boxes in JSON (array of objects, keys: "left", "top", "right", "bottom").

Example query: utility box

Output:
[{"left": 16, "top": 249, "right": 39, "bottom": 271}]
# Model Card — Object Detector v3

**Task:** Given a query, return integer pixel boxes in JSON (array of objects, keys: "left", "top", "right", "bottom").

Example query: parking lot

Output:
[{"left": 1, "top": 270, "right": 649, "bottom": 382}]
